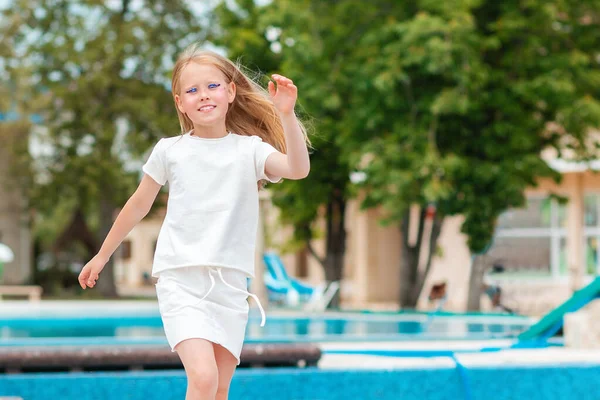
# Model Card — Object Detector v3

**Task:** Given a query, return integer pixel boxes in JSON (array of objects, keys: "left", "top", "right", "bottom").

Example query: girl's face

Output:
[{"left": 175, "top": 62, "right": 236, "bottom": 129}]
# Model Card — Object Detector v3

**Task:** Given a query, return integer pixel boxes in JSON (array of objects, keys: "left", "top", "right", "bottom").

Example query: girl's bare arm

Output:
[{"left": 78, "top": 174, "right": 162, "bottom": 289}]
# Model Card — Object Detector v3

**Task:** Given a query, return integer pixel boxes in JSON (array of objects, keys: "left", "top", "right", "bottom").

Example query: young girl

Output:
[{"left": 77, "top": 43, "right": 310, "bottom": 400}]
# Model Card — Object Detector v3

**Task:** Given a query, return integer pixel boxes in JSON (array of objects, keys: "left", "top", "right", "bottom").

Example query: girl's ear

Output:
[
  {"left": 228, "top": 82, "right": 236, "bottom": 104},
  {"left": 174, "top": 94, "right": 185, "bottom": 114}
]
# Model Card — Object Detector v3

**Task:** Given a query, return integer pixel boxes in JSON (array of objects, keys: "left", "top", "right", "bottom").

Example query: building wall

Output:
[
  {"left": 414, "top": 171, "right": 600, "bottom": 316},
  {"left": 293, "top": 170, "right": 600, "bottom": 315},
  {"left": 114, "top": 210, "right": 164, "bottom": 286},
  {"left": 266, "top": 197, "right": 402, "bottom": 309},
  {"left": 344, "top": 199, "right": 401, "bottom": 308},
  {"left": 0, "top": 148, "right": 32, "bottom": 284}
]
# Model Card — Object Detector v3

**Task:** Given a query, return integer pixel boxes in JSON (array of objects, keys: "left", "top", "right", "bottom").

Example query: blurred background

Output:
[{"left": 2, "top": 1, "right": 600, "bottom": 399}]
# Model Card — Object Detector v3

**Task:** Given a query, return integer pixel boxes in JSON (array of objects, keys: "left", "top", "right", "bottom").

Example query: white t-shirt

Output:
[{"left": 142, "top": 131, "right": 281, "bottom": 278}]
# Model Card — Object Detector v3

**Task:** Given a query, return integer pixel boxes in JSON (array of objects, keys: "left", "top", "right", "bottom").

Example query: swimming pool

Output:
[
  {"left": 0, "top": 301, "right": 584, "bottom": 400},
  {"left": 0, "top": 301, "right": 533, "bottom": 347},
  {"left": 1, "top": 360, "right": 600, "bottom": 400}
]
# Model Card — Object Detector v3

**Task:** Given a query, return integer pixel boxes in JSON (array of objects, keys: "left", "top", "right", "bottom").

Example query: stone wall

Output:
[
  {"left": 479, "top": 280, "right": 573, "bottom": 317},
  {"left": 564, "top": 299, "right": 600, "bottom": 349}
]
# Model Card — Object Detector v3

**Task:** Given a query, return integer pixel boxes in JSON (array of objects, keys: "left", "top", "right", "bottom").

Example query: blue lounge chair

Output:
[{"left": 262, "top": 252, "right": 340, "bottom": 310}]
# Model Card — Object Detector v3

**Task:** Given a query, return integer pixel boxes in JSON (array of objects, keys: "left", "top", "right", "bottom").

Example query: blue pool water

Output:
[
  {"left": 1, "top": 365, "right": 600, "bottom": 400},
  {"left": 0, "top": 307, "right": 532, "bottom": 346}
]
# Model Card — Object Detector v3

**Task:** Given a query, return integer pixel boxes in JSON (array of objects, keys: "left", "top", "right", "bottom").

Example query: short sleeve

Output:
[
  {"left": 142, "top": 139, "right": 168, "bottom": 185},
  {"left": 253, "top": 136, "right": 281, "bottom": 183}
]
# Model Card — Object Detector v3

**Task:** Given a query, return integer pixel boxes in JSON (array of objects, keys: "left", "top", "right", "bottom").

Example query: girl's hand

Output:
[
  {"left": 78, "top": 254, "right": 107, "bottom": 289},
  {"left": 268, "top": 74, "right": 297, "bottom": 115}
]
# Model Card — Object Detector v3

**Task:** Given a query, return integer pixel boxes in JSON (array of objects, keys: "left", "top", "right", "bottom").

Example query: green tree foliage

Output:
[
  {"left": 1, "top": 0, "right": 207, "bottom": 296},
  {"left": 218, "top": 0, "right": 600, "bottom": 308},
  {"left": 347, "top": 0, "right": 600, "bottom": 307}
]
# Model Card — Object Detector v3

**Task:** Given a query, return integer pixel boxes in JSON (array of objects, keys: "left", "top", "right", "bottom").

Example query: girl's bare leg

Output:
[
  {"left": 213, "top": 343, "right": 238, "bottom": 400},
  {"left": 176, "top": 339, "right": 219, "bottom": 400}
]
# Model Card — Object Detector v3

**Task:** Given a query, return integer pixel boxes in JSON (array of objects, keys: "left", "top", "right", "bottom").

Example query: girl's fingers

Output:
[
  {"left": 78, "top": 272, "right": 88, "bottom": 289},
  {"left": 279, "top": 84, "right": 297, "bottom": 96},
  {"left": 268, "top": 80, "right": 276, "bottom": 97},
  {"left": 88, "top": 274, "right": 98, "bottom": 287},
  {"left": 269, "top": 77, "right": 297, "bottom": 107},
  {"left": 271, "top": 74, "right": 293, "bottom": 85}
]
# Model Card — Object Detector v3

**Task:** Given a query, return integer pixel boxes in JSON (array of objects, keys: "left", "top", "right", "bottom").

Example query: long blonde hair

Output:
[{"left": 171, "top": 44, "right": 309, "bottom": 153}]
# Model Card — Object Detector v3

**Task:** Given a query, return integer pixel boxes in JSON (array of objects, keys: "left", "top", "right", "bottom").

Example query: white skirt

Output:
[{"left": 155, "top": 266, "right": 265, "bottom": 365}]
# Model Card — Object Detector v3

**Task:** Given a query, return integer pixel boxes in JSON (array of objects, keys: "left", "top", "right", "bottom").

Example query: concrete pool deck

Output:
[{"left": 318, "top": 341, "right": 600, "bottom": 370}]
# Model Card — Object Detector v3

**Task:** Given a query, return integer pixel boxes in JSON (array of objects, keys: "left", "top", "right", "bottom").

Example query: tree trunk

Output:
[
  {"left": 308, "top": 192, "right": 346, "bottom": 309},
  {"left": 466, "top": 254, "right": 487, "bottom": 311},
  {"left": 96, "top": 194, "right": 119, "bottom": 298},
  {"left": 410, "top": 214, "right": 443, "bottom": 304},
  {"left": 399, "top": 205, "right": 444, "bottom": 308},
  {"left": 324, "top": 193, "right": 346, "bottom": 308},
  {"left": 88, "top": 0, "right": 130, "bottom": 299}
]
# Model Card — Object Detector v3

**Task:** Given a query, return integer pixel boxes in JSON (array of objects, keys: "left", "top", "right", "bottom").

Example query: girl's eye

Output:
[
  {"left": 186, "top": 88, "right": 197, "bottom": 94},
  {"left": 208, "top": 83, "right": 220, "bottom": 89}
]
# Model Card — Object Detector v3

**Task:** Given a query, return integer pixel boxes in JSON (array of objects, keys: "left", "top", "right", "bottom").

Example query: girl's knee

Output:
[{"left": 187, "top": 364, "right": 219, "bottom": 396}]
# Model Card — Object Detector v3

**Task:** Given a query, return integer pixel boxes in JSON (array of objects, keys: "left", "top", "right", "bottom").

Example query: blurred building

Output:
[
  {"left": 420, "top": 164, "right": 597, "bottom": 316},
  {"left": 115, "top": 153, "right": 600, "bottom": 316}
]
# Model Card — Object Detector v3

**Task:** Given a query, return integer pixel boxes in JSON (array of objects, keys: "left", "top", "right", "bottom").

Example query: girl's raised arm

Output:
[{"left": 265, "top": 74, "right": 310, "bottom": 180}]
